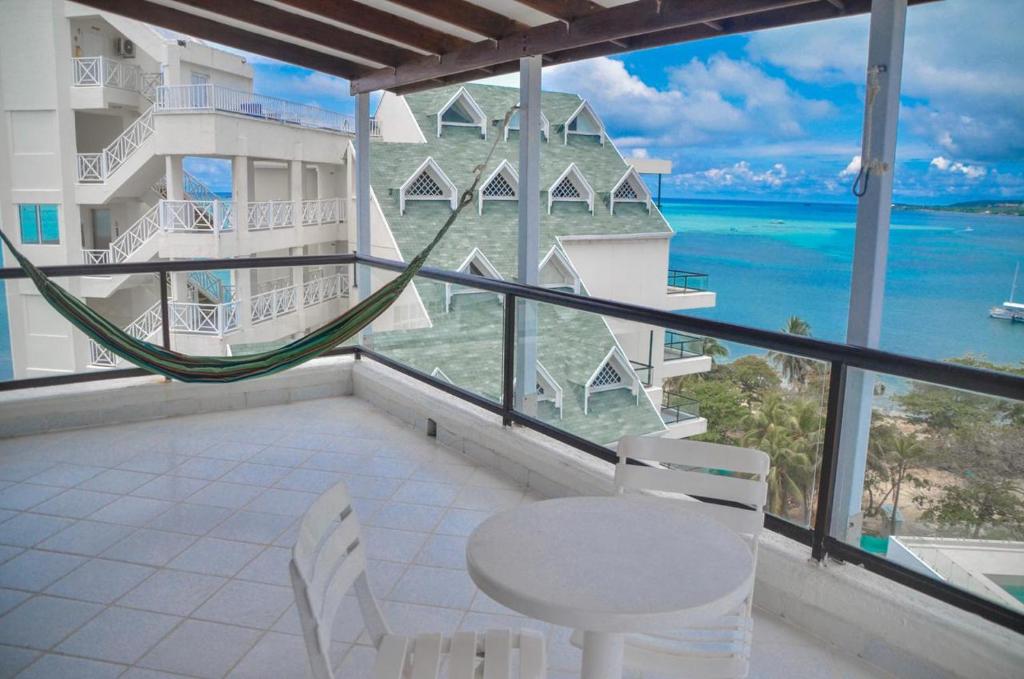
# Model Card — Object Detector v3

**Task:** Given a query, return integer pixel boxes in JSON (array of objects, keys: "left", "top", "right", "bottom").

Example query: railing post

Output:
[
  {"left": 158, "top": 272, "right": 171, "bottom": 350},
  {"left": 502, "top": 293, "right": 517, "bottom": 427},
  {"left": 812, "top": 361, "right": 847, "bottom": 561}
]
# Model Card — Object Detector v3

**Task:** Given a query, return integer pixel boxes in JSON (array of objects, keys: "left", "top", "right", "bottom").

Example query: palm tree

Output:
[
  {"left": 702, "top": 337, "right": 729, "bottom": 366},
  {"left": 869, "top": 431, "right": 930, "bottom": 536},
  {"left": 768, "top": 316, "right": 816, "bottom": 389}
]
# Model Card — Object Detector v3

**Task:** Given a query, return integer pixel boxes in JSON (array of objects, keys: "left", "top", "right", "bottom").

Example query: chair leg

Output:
[{"left": 580, "top": 631, "right": 625, "bottom": 679}]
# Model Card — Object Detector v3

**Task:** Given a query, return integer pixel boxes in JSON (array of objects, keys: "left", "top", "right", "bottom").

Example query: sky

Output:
[{"left": 206, "top": 0, "right": 1022, "bottom": 205}]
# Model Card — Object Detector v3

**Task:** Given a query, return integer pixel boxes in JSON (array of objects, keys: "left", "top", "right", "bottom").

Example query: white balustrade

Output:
[
  {"left": 169, "top": 300, "right": 239, "bottom": 336},
  {"left": 72, "top": 56, "right": 141, "bottom": 91},
  {"left": 247, "top": 200, "right": 294, "bottom": 231},
  {"left": 76, "top": 105, "right": 155, "bottom": 183},
  {"left": 160, "top": 200, "right": 234, "bottom": 233},
  {"left": 301, "top": 197, "right": 343, "bottom": 225},
  {"left": 83, "top": 203, "right": 161, "bottom": 266},
  {"left": 89, "top": 302, "right": 162, "bottom": 368},
  {"left": 83, "top": 249, "right": 110, "bottom": 265},
  {"left": 250, "top": 273, "right": 347, "bottom": 326},
  {"left": 155, "top": 84, "right": 376, "bottom": 135}
]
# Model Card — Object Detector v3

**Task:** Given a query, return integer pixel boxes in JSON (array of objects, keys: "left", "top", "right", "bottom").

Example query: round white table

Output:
[{"left": 466, "top": 495, "right": 754, "bottom": 679}]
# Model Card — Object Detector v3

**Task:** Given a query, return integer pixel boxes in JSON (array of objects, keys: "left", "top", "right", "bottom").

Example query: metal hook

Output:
[{"left": 851, "top": 165, "right": 871, "bottom": 198}]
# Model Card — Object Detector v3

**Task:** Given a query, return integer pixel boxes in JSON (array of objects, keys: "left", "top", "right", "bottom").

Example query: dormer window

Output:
[
  {"left": 478, "top": 160, "right": 518, "bottom": 214},
  {"left": 539, "top": 245, "right": 581, "bottom": 294},
  {"left": 437, "top": 87, "right": 486, "bottom": 138},
  {"left": 584, "top": 347, "right": 640, "bottom": 414},
  {"left": 610, "top": 167, "right": 652, "bottom": 214},
  {"left": 564, "top": 100, "right": 605, "bottom": 145},
  {"left": 536, "top": 362, "right": 564, "bottom": 419},
  {"left": 548, "top": 163, "right": 594, "bottom": 214},
  {"left": 399, "top": 157, "right": 457, "bottom": 214},
  {"left": 445, "top": 247, "right": 502, "bottom": 312},
  {"left": 504, "top": 108, "right": 550, "bottom": 142}
]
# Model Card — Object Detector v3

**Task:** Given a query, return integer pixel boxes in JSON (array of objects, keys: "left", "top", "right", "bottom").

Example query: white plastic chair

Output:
[
  {"left": 572, "top": 435, "right": 769, "bottom": 678},
  {"left": 290, "top": 480, "right": 547, "bottom": 679}
]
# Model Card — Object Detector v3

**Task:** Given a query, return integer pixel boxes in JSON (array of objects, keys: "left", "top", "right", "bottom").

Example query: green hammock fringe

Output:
[{"left": 1, "top": 108, "right": 515, "bottom": 384}]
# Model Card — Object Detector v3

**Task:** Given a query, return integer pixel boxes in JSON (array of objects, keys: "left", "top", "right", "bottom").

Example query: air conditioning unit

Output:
[{"left": 115, "top": 38, "right": 135, "bottom": 58}]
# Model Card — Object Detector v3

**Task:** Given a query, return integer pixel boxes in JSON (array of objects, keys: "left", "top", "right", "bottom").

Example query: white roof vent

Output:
[
  {"left": 478, "top": 159, "right": 519, "bottom": 214},
  {"left": 548, "top": 163, "right": 595, "bottom": 214},
  {"left": 399, "top": 157, "right": 457, "bottom": 214},
  {"left": 610, "top": 167, "right": 652, "bottom": 214},
  {"left": 445, "top": 248, "right": 503, "bottom": 312},
  {"left": 539, "top": 245, "right": 581, "bottom": 294},
  {"left": 564, "top": 100, "right": 605, "bottom": 145},
  {"left": 437, "top": 87, "right": 487, "bottom": 139},
  {"left": 504, "top": 107, "right": 550, "bottom": 142}
]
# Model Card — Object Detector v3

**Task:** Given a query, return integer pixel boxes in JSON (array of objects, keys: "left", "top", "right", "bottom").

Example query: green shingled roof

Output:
[{"left": 368, "top": 83, "right": 668, "bottom": 445}]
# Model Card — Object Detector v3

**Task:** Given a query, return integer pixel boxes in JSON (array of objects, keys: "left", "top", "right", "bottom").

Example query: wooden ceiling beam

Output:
[
  {"left": 351, "top": 0, "right": 819, "bottom": 93},
  {"left": 385, "top": 0, "right": 528, "bottom": 40},
  {"left": 513, "top": 0, "right": 606, "bottom": 22},
  {"left": 273, "top": 0, "right": 471, "bottom": 54},
  {"left": 171, "top": 0, "right": 420, "bottom": 67},
  {"left": 72, "top": 0, "right": 373, "bottom": 79}
]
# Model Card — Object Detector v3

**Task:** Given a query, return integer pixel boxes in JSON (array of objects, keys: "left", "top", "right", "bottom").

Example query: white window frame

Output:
[
  {"left": 563, "top": 100, "right": 606, "bottom": 145},
  {"left": 610, "top": 167, "right": 652, "bottom": 214},
  {"left": 504, "top": 107, "right": 550, "bottom": 142},
  {"left": 431, "top": 367, "right": 453, "bottom": 384},
  {"left": 535, "top": 361, "right": 564, "bottom": 419},
  {"left": 547, "top": 162, "right": 595, "bottom": 214},
  {"left": 584, "top": 346, "right": 640, "bottom": 415},
  {"left": 437, "top": 86, "right": 487, "bottom": 139},
  {"left": 399, "top": 157, "right": 457, "bottom": 215},
  {"left": 538, "top": 245, "right": 581, "bottom": 294},
  {"left": 445, "top": 247, "right": 503, "bottom": 312},
  {"left": 478, "top": 159, "right": 519, "bottom": 214}
]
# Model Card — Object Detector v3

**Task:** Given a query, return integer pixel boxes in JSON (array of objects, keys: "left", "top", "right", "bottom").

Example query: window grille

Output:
[
  {"left": 614, "top": 181, "right": 639, "bottom": 201},
  {"left": 551, "top": 177, "right": 581, "bottom": 199},
  {"left": 407, "top": 171, "right": 444, "bottom": 197},
  {"left": 592, "top": 362, "right": 622, "bottom": 388},
  {"left": 483, "top": 173, "right": 516, "bottom": 198}
]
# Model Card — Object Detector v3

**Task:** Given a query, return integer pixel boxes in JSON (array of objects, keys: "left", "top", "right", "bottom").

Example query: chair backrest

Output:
[
  {"left": 290, "top": 481, "right": 389, "bottom": 679},
  {"left": 615, "top": 436, "right": 770, "bottom": 545}
]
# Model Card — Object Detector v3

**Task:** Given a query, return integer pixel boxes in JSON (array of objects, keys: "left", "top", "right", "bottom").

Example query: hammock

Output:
[{"left": 1, "top": 108, "right": 513, "bottom": 384}]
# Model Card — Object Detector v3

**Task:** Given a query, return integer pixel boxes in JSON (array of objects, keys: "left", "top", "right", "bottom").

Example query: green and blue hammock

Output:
[{"left": 0, "top": 109, "right": 512, "bottom": 384}]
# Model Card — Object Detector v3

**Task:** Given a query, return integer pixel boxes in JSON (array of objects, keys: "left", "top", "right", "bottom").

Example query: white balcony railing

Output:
[
  {"left": 155, "top": 84, "right": 377, "bottom": 135},
  {"left": 82, "top": 203, "right": 161, "bottom": 266},
  {"left": 161, "top": 200, "right": 235, "bottom": 233},
  {"left": 250, "top": 273, "right": 348, "bottom": 326},
  {"left": 247, "top": 200, "right": 293, "bottom": 231},
  {"left": 302, "top": 197, "right": 343, "bottom": 226},
  {"left": 169, "top": 300, "right": 239, "bottom": 336},
  {"left": 72, "top": 56, "right": 141, "bottom": 91},
  {"left": 89, "top": 301, "right": 162, "bottom": 368},
  {"left": 76, "top": 105, "right": 156, "bottom": 183}
]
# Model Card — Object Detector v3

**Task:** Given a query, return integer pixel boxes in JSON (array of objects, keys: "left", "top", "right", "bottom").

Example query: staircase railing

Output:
[
  {"left": 82, "top": 203, "right": 161, "bottom": 265},
  {"left": 88, "top": 301, "right": 162, "bottom": 368},
  {"left": 188, "top": 270, "right": 235, "bottom": 304},
  {"left": 76, "top": 105, "right": 156, "bottom": 183},
  {"left": 151, "top": 171, "right": 218, "bottom": 202},
  {"left": 72, "top": 56, "right": 141, "bottom": 91}
]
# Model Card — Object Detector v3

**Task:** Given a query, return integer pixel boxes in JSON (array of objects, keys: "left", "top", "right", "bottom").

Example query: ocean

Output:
[
  {"left": 664, "top": 199, "right": 1024, "bottom": 368},
  {"left": 0, "top": 199, "right": 1021, "bottom": 381}
]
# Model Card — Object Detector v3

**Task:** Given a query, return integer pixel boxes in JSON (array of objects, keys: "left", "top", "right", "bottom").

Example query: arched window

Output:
[
  {"left": 504, "top": 107, "right": 550, "bottom": 142},
  {"left": 548, "top": 163, "right": 595, "bottom": 214},
  {"left": 610, "top": 167, "right": 652, "bottom": 214},
  {"left": 445, "top": 248, "right": 503, "bottom": 312},
  {"left": 539, "top": 245, "right": 581, "bottom": 294},
  {"left": 437, "top": 87, "right": 487, "bottom": 138},
  {"left": 478, "top": 159, "right": 519, "bottom": 214},
  {"left": 584, "top": 347, "right": 640, "bottom": 414},
  {"left": 563, "top": 100, "right": 605, "bottom": 145},
  {"left": 399, "top": 157, "right": 457, "bottom": 214}
]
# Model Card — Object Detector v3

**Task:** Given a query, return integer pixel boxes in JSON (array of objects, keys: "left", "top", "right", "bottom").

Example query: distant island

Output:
[{"left": 895, "top": 200, "right": 1024, "bottom": 217}]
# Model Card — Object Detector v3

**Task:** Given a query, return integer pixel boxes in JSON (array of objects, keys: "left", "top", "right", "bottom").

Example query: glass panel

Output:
[
  {"left": 18, "top": 204, "right": 39, "bottom": 244},
  {"left": 832, "top": 369, "right": 1024, "bottom": 614},
  {"left": 39, "top": 204, "right": 60, "bottom": 244}
]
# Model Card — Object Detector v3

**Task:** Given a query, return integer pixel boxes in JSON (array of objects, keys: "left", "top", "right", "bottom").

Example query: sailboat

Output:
[{"left": 990, "top": 262, "right": 1024, "bottom": 322}]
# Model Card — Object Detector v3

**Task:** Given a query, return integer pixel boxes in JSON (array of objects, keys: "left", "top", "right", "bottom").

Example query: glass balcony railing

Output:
[
  {"left": 664, "top": 330, "right": 705, "bottom": 360},
  {"left": 667, "top": 269, "right": 709, "bottom": 291},
  {"left": 660, "top": 390, "right": 701, "bottom": 424}
]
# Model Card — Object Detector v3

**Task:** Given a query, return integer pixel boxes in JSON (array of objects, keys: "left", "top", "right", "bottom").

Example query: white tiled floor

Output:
[{"left": 0, "top": 396, "right": 891, "bottom": 678}]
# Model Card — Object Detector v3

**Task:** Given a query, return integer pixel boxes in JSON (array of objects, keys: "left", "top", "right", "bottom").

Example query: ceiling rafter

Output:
[
  {"left": 171, "top": 0, "right": 420, "bottom": 67},
  {"left": 271, "top": 0, "right": 471, "bottom": 54},
  {"left": 512, "top": 0, "right": 607, "bottom": 22},
  {"left": 385, "top": 0, "right": 528, "bottom": 40},
  {"left": 72, "top": 0, "right": 373, "bottom": 80}
]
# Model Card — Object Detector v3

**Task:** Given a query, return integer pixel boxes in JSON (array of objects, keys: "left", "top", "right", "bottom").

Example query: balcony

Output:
[
  {"left": 664, "top": 269, "right": 715, "bottom": 311},
  {"left": 661, "top": 330, "right": 713, "bottom": 379},
  {"left": 70, "top": 56, "right": 160, "bottom": 110}
]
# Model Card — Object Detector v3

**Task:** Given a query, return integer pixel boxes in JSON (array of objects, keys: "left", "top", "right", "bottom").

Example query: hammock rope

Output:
[{"left": 1, "top": 107, "right": 516, "bottom": 383}]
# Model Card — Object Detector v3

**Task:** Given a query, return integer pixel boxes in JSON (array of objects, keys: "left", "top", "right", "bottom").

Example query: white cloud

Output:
[
  {"left": 629, "top": 148, "right": 649, "bottom": 159},
  {"left": 839, "top": 155, "right": 861, "bottom": 178},
  {"left": 929, "top": 156, "right": 987, "bottom": 179},
  {"left": 677, "top": 161, "right": 790, "bottom": 191}
]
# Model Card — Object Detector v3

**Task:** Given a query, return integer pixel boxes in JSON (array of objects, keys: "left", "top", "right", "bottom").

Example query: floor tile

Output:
[
  {"left": 410, "top": 462, "right": 475, "bottom": 485},
  {"left": 301, "top": 451, "right": 367, "bottom": 474},
  {"left": 193, "top": 579, "right": 293, "bottom": 630},
  {"left": 131, "top": 475, "right": 209, "bottom": 502},
  {"left": 119, "top": 452, "right": 188, "bottom": 475},
  {"left": 435, "top": 507, "right": 491, "bottom": 536},
  {"left": 220, "top": 463, "right": 290, "bottom": 488},
  {"left": 356, "top": 457, "right": 420, "bottom": 479},
  {"left": 195, "top": 441, "right": 265, "bottom": 462},
  {"left": 101, "top": 529, "right": 196, "bottom": 567},
  {"left": 27, "top": 464, "right": 105, "bottom": 488},
  {"left": 45, "top": 558, "right": 154, "bottom": 604},
  {"left": 119, "top": 569, "right": 227, "bottom": 616},
  {"left": 187, "top": 481, "right": 264, "bottom": 509},
  {"left": 78, "top": 469, "right": 156, "bottom": 494},
  {"left": 15, "top": 653, "right": 125, "bottom": 679},
  {"left": 0, "top": 595, "right": 102, "bottom": 649},
  {"left": 362, "top": 526, "right": 428, "bottom": 563},
  {"left": 248, "top": 447, "right": 314, "bottom": 468},
  {"left": 244, "top": 488, "right": 318, "bottom": 516},
  {"left": 275, "top": 468, "right": 343, "bottom": 494},
  {"left": 379, "top": 600, "right": 464, "bottom": 637},
  {"left": 415, "top": 534, "right": 469, "bottom": 570},
  {"left": 31, "top": 488, "right": 119, "bottom": 519},
  {"left": 89, "top": 496, "right": 175, "bottom": 527},
  {"left": 0, "top": 484, "right": 62, "bottom": 511},
  {"left": 452, "top": 485, "right": 523, "bottom": 511},
  {"left": 209, "top": 511, "right": 294, "bottom": 544},
  {"left": 365, "top": 502, "right": 445, "bottom": 533},
  {"left": 0, "top": 461, "right": 53, "bottom": 483},
  {"left": 0, "top": 549, "right": 86, "bottom": 590},
  {"left": 391, "top": 480, "right": 460, "bottom": 507},
  {"left": 365, "top": 559, "right": 407, "bottom": 599},
  {"left": 343, "top": 474, "right": 403, "bottom": 500},
  {"left": 0, "top": 589, "right": 29, "bottom": 616},
  {"left": 236, "top": 546, "right": 291, "bottom": 586},
  {"left": 227, "top": 631, "right": 323, "bottom": 679},
  {"left": 388, "top": 564, "right": 476, "bottom": 609},
  {"left": 37, "top": 520, "right": 134, "bottom": 556},
  {"left": 0, "top": 513, "right": 74, "bottom": 547},
  {"left": 139, "top": 619, "right": 261, "bottom": 679},
  {"left": 145, "top": 503, "right": 233, "bottom": 536},
  {"left": 57, "top": 606, "right": 180, "bottom": 664},
  {"left": 166, "top": 537, "right": 262, "bottom": 577},
  {"left": 171, "top": 457, "right": 238, "bottom": 481},
  {"left": 0, "top": 644, "right": 39, "bottom": 678}
]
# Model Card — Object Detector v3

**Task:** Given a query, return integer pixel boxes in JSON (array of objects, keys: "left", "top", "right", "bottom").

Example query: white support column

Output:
[
  {"left": 832, "top": 0, "right": 908, "bottom": 542},
  {"left": 289, "top": 159, "right": 303, "bottom": 229},
  {"left": 355, "top": 92, "right": 372, "bottom": 340},
  {"left": 514, "top": 56, "right": 542, "bottom": 415},
  {"left": 232, "top": 156, "right": 253, "bottom": 326},
  {"left": 165, "top": 156, "right": 183, "bottom": 200}
]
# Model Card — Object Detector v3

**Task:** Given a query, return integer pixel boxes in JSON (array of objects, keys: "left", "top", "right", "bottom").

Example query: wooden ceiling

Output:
[{"left": 71, "top": 0, "right": 938, "bottom": 95}]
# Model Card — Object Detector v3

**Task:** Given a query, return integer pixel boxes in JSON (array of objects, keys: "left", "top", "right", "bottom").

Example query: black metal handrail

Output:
[
  {"left": 660, "top": 390, "right": 701, "bottom": 424},
  {"left": 629, "top": 359, "right": 653, "bottom": 387},
  {"left": 0, "top": 252, "right": 1022, "bottom": 633},
  {"left": 664, "top": 329, "right": 705, "bottom": 360},
  {"left": 667, "top": 269, "right": 709, "bottom": 291}
]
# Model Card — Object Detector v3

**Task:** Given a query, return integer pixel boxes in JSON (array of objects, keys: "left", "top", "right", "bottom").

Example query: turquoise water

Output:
[
  {"left": 0, "top": 199, "right": 1021, "bottom": 380},
  {"left": 666, "top": 199, "right": 1024, "bottom": 367}
]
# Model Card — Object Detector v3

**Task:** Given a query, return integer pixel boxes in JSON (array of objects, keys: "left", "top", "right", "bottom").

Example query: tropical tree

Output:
[
  {"left": 702, "top": 337, "right": 729, "bottom": 366},
  {"left": 919, "top": 478, "right": 1024, "bottom": 539},
  {"left": 767, "top": 316, "right": 817, "bottom": 389},
  {"left": 868, "top": 428, "right": 931, "bottom": 536},
  {"left": 721, "top": 355, "right": 780, "bottom": 405}
]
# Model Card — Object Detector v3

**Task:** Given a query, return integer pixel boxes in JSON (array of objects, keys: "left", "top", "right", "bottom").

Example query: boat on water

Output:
[
  {"left": 990, "top": 263, "right": 1024, "bottom": 322},
  {"left": 964, "top": 226, "right": 975, "bottom": 232}
]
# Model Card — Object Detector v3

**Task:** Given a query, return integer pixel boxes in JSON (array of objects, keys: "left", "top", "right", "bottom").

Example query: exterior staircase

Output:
[
  {"left": 75, "top": 105, "right": 163, "bottom": 203},
  {"left": 88, "top": 301, "right": 162, "bottom": 368}
]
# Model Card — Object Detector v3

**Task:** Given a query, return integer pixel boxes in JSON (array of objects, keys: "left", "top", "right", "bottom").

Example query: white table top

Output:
[{"left": 467, "top": 495, "right": 754, "bottom": 632}]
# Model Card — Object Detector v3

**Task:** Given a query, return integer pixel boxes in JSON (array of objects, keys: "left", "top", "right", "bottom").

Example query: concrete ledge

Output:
[{"left": 0, "top": 355, "right": 354, "bottom": 438}]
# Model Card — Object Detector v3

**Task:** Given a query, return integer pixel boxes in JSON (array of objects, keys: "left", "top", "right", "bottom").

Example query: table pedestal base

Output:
[{"left": 580, "top": 630, "right": 625, "bottom": 679}]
